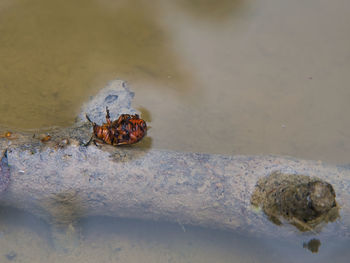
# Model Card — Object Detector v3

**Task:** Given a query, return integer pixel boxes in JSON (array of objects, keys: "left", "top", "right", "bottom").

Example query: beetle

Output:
[{"left": 85, "top": 107, "right": 147, "bottom": 146}]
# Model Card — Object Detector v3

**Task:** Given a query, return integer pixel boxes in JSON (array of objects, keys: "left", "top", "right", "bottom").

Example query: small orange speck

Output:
[
  {"left": 41, "top": 135, "right": 52, "bottom": 142},
  {"left": 5, "top": 132, "right": 12, "bottom": 138}
]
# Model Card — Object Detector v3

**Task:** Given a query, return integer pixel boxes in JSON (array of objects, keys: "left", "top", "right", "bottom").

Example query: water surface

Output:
[
  {"left": 0, "top": 0, "right": 350, "bottom": 262},
  {"left": 0, "top": 0, "right": 349, "bottom": 163}
]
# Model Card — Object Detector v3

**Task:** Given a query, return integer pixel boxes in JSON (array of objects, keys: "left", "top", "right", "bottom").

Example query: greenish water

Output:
[{"left": 0, "top": 0, "right": 350, "bottom": 262}]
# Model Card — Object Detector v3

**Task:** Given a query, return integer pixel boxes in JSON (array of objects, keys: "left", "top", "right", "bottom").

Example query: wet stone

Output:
[
  {"left": 303, "top": 238, "right": 321, "bottom": 253},
  {"left": 251, "top": 171, "right": 339, "bottom": 231}
]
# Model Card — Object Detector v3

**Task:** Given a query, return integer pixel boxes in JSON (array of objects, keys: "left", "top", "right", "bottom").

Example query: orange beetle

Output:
[{"left": 85, "top": 107, "right": 147, "bottom": 146}]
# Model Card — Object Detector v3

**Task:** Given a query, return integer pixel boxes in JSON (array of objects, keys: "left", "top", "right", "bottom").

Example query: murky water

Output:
[
  {"left": 0, "top": 0, "right": 350, "bottom": 262},
  {"left": 0, "top": 207, "right": 349, "bottom": 263}
]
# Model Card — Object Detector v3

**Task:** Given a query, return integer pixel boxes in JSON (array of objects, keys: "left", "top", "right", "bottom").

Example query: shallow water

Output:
[
  {"left": 1, "top": 0, "right": 350, "bottom": 164},
  {"left": 0, "top": 0, "right": 350, "bottom": 262},
  {"left": 0, "top": 207, "right": 349, "bottom": 263}
]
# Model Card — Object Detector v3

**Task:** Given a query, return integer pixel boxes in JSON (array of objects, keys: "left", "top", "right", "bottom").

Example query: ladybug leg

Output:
[
  {"left": 115, "top": 114, "right": 124, "bottom": 126},
  {"left": 92, "top": 139, "right": 101, "bottom": 148},
  {"left": 86, "top": 114, "right": 97, "bottom": 127},
  {"left": 106, "top": 107, "right": 112, "bottom": 125},
  {"left": 83, "top": 136, "right": 94, "bottom": 147},
  {"left": 83, "top": 136, "right": 103, "bottom": 148},
  {"left": 93, "top": 137, "right": 105, "bottom": 148},
  {"left": 86, "top": 114, "right": 92, "bottom": 123}
]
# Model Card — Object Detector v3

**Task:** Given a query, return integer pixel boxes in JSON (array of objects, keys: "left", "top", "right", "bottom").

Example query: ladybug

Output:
[{"left": 85, "top": 107, "right": 147, "bottom": 146}]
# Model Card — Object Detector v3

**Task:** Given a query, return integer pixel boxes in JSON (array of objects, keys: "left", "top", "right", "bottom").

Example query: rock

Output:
[
  {"left": 251, "top": 172, "right": 339, "bottom": 231},
  {"left": 0, "top": 80, "right": 349, "bottom": 239},
  {"left": 0, "top": 150, "right": 10, "bottom": 193},
  {"left": 303, "top": 238, "right": 321, "bottom": 253}
]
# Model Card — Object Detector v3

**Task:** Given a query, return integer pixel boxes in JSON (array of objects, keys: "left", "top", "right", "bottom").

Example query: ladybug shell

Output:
[{"left": 114, "top": 114, "right": 147, "bottom": 145}]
